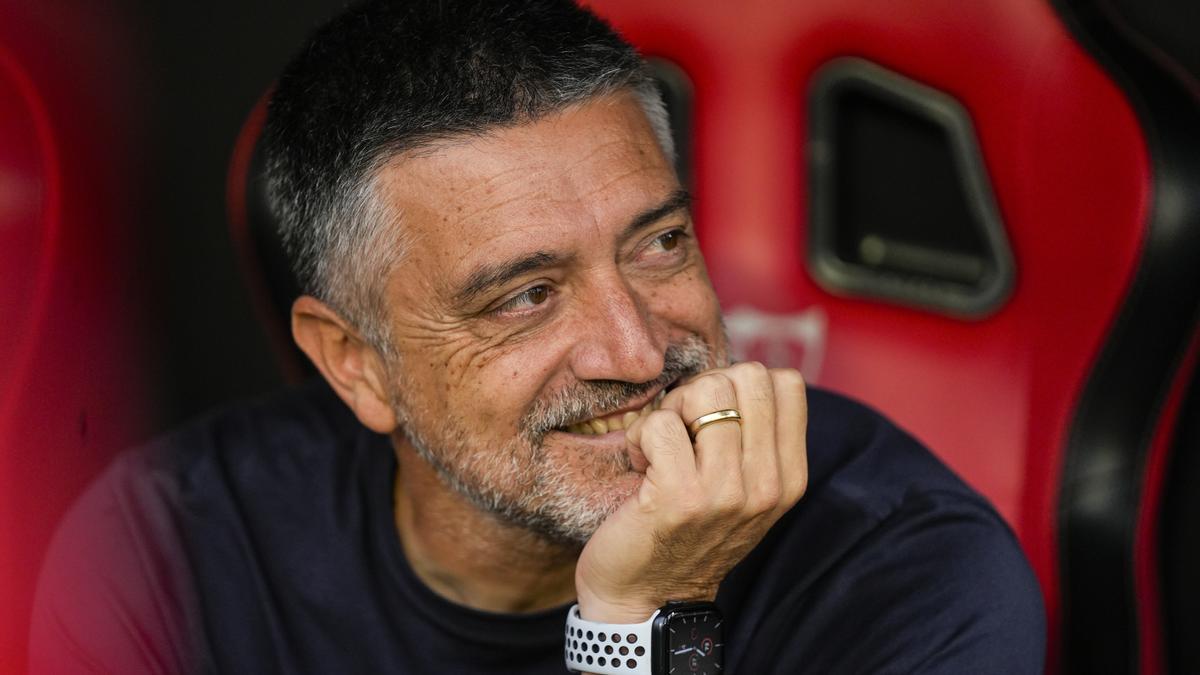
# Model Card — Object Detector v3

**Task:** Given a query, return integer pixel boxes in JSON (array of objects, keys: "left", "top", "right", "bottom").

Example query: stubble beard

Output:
[{"left": 390, "top": 334, "right": 716, "bottom": 546}]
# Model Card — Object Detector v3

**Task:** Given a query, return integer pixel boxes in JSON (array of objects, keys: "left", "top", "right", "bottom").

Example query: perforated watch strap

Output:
[{"left": 564, "top": 604, "right": 657, "bottom": 675}]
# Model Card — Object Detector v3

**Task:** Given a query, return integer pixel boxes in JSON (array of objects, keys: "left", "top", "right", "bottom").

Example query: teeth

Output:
[{"left": 562, "top": 383, "right": 675, "bottom": 435}]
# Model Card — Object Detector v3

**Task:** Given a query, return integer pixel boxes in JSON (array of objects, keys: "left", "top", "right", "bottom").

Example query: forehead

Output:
[{"left": 373, "top": 93, "right": 678, "bottom": 293}]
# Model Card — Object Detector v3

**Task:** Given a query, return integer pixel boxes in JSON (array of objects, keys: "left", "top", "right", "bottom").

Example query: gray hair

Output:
[{"left": 261, "top": 0, "right": 676, "bottom": 354}]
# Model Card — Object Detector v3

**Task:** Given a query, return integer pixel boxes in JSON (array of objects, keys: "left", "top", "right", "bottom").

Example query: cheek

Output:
[
  {"left": 437, "top": 338, "right": 567, "bottom": 432},
  {"left": 644, "top": 268, "right": 722, "bottom": 332}
]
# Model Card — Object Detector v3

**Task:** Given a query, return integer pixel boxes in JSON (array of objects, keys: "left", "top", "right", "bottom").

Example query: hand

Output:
[{"left": 573, "top": 362, "right": 809, "bottom": 623}]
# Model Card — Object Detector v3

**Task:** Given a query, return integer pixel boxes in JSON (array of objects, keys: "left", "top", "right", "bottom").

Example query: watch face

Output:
[{"left": 665, "top": 608, "right": 723, "bottom": 674}]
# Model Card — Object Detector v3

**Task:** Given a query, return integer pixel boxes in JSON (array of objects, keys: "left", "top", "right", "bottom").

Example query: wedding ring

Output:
[{"left": 687, "top": 409, "right": 742, "bottom": 439}]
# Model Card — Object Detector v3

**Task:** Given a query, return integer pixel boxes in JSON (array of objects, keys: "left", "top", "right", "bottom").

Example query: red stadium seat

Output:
[
  {"left": 227, "top": 1, "right": 1200, "bottom": 672},
  {"left": 0, "top": 3, "right": 151, "bottom": 672},
  {"left": 579, "top": 0, "right": 1200, "bottom": 672}
]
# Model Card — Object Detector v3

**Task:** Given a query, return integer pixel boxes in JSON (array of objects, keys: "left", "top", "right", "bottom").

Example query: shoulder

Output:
[
  {"left": 148, "top": 378, "right": 363, "bottom": 479},
  {"left": 29, "top": 380, "right": 367, "bottom": 674},
  {"left": 29, "top": 422, "right": 197, "bottom": 673},
  {"left": 100, "top": 378, "right": 371, "bottom": 524},
  {"left": 725, "top": 388, "right": 1045, "bottom": 674}
]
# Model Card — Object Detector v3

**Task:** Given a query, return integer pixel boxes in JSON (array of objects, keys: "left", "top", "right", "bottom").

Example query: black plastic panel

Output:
[{"left": 808, "top": 58, "right": 1014, "bottom": 317}]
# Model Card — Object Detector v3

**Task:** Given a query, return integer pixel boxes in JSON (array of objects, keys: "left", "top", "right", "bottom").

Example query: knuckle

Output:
[
  {"left": 638, "top": 412, "right": 688, "bottom": 457},
  {"left": 746, "top": 498, "right": 775, "bottom": 517},
  {"left": 731, "top": 360, "right": 771, "bottom": 381},
  {"left": 751, "top": 482, "right": 782, "bottom": 513},
  {"left": 672, "top": 494, "right": 704, "bottom": 521},
  {"left": 770, "top": 367, "right": 806, "bottom": 393},
  {"left": 694, "top": 372, "right": 734, "bottom": 395},
  {"left": 783, "top": 472, "right": 809, "bottom": 505},
  {"left": 748, "top": 487, "right": 777, "bottom": 514},
  {"left": 734, "top": 363, "right": 774, "bottom": 403},
  {"left": 690, "top": 373, "right": 737, "bottom": 407},
  {"left": 770, "top": 367, "right": 804, "bottom": 386},
  {"left": 713, "top": 487, "right": 747, "bottom": 516},
  {"left": 793, "top": 471, "right": 809, "bottom": 500},
  {"left": 644, "top": 410, "right": 684, "bottom": 435}
]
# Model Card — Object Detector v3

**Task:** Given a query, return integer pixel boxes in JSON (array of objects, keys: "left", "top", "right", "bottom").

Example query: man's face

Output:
[{"left": 376, "top": 92, "right": 727, "bottom": 543}]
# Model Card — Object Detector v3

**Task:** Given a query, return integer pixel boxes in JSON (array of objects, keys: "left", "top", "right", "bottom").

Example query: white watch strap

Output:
[{"left": 564, "top": 604, "right": 657, "bottom": 675}]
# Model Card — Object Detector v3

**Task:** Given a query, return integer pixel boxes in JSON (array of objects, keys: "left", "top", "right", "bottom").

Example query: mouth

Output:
[{"left": 557, "top": 378, "right": 680, "bottom": 436}]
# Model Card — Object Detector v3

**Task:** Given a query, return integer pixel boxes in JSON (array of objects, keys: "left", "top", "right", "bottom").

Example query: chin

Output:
[{"left": 522, "top": 459, "right": 642, "bottom": 545}]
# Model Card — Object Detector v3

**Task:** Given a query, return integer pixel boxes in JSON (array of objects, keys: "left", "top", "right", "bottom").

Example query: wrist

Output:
[
  {"left": 574, "top": 563, "right": 720, "bottom": 623},
  {"left": 575, "top": 588, "right": 718, "bottom": 624},
  {"left": 575, "top": 589, "right": 658, "bottom": 624}
]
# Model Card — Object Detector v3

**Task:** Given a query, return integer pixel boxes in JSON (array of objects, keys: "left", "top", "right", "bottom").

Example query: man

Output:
[{"left": 31, "top": 1, "right": 1045, "bottom": 673}]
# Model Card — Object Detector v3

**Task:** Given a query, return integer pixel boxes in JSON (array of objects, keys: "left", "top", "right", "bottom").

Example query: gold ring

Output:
[{"left": 687, "top": 409, "right": 742, "bottom": 439}]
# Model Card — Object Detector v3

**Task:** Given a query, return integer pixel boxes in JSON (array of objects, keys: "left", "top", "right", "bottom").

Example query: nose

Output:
[{"left": 568, "top": 274, "right": 665, "bottom": 384}]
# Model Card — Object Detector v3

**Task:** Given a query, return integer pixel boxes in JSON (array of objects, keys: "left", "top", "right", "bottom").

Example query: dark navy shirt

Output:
[{"left": 31, "top": 380, "right": 1045, "bottom": 674}]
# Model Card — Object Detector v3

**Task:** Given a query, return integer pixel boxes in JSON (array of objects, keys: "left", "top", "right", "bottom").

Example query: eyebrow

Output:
[
  {"left": 452, "top": 189, "right": 694, "bottom": 308},
  {"left": 454, "top": 251, "right": 562, "bottom": 307},
  {"left": 620, "top": 188, "right": 693, "bottom": 241}
]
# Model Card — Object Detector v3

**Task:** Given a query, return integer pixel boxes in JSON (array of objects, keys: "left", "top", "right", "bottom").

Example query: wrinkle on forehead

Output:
[
  {"left": 377, "top": 101, "right": 672, "bottom": 286},
  {"left": 386, "top": 138, "right": 660, "bottom": 221},
  {"left": 377, "top": 94, "right": 665, "bottom": 204},
  {"left": 372, "top": 93, "right": 677, "bottom": 332}
]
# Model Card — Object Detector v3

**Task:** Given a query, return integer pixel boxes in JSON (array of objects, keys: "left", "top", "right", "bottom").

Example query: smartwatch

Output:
[{"left": 564, "top": 601, "right": 724, "bottom": 675}]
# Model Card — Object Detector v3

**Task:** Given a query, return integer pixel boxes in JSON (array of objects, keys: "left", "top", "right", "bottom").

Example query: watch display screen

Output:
[{"left": 664, "top": 608, "right": 723, "bottom": 674}]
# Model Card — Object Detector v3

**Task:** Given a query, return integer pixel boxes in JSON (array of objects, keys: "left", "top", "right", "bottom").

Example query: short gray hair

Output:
[{"left": 262, "top": 0, "right": 675, "bottom": 353}]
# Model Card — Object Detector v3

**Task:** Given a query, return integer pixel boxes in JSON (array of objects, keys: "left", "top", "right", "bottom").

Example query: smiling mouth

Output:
[{"left": 559, "top": 382, "right": 675, "bottom": 436}]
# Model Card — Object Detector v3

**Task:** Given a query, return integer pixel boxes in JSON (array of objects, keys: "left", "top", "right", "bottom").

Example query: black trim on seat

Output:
[
  {"left": 1051, "top": 0, "right": 1200, "bottom": 673},
  {"left": 1161, "top": 365, "right": 1200, "bottom": 675},
  {"left": 807, "top": 58, "right": 1015, "bottom": 318}
]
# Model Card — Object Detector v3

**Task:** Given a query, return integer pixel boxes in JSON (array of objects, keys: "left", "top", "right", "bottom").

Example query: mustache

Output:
[{"left": 521, "top": 336, "right": 711, "bottom": 445}]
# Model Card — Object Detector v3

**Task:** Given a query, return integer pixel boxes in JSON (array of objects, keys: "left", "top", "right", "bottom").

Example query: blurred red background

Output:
[{"left": 1, "top": 1, "right": 1196, "bottom": 673}]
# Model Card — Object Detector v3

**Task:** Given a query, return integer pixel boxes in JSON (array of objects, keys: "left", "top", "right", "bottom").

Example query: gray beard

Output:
[{"left": 392, "top": 335, "right": 713, "bottom": 545}]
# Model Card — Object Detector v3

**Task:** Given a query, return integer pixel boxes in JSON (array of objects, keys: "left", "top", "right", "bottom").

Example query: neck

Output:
[{"left": 391, "top": 434, "right": 580, "bottom": 614}]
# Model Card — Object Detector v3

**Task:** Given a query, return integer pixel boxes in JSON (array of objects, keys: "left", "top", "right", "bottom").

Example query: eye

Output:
[
  {"left": 640, "top": 227, "right": 691, "bottom": 261},
  {"left": 656, "top": 230, "right": 682, "bottom": 251},
  {"left": 494, "top": 284, "right": 551, "bottom": 314}
]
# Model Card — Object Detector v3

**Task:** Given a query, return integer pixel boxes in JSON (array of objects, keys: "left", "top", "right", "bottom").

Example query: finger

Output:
[
  {"left": 721, "top": 362, "right": 780, "bottom": 514},
  {"left": 769, "top": 368, "right": 809, "bottom": 511},
  {"left": 624, "top": 409, "right": 696, "bottom": 490},
  {"left": 658, "top": 372, "right": 742, "bottom": 482}
]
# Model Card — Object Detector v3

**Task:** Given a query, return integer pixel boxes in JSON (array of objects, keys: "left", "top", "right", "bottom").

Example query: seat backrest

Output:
[
  {"left": 0, "top": 3, "right": 152, "bottom": 672},
  {"left": 227, "top": 1, "right": 1200, "bottom": 671},
  {"left": 579, "top": 0, "right": 1200, "bottom": 672}
]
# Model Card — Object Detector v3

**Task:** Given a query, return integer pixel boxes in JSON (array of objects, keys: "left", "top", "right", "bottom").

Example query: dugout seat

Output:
[
  {"left": 227, "top": 1, "right": 1200, "bottom": 672},
  {"left": 0, "top": 3, "right": 151, "bottom": 671}
]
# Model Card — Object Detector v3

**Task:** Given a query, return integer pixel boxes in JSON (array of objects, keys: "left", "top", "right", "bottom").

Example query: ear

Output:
[{"left": 291, "top": 295, "right": 398, "bottom": 434}]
